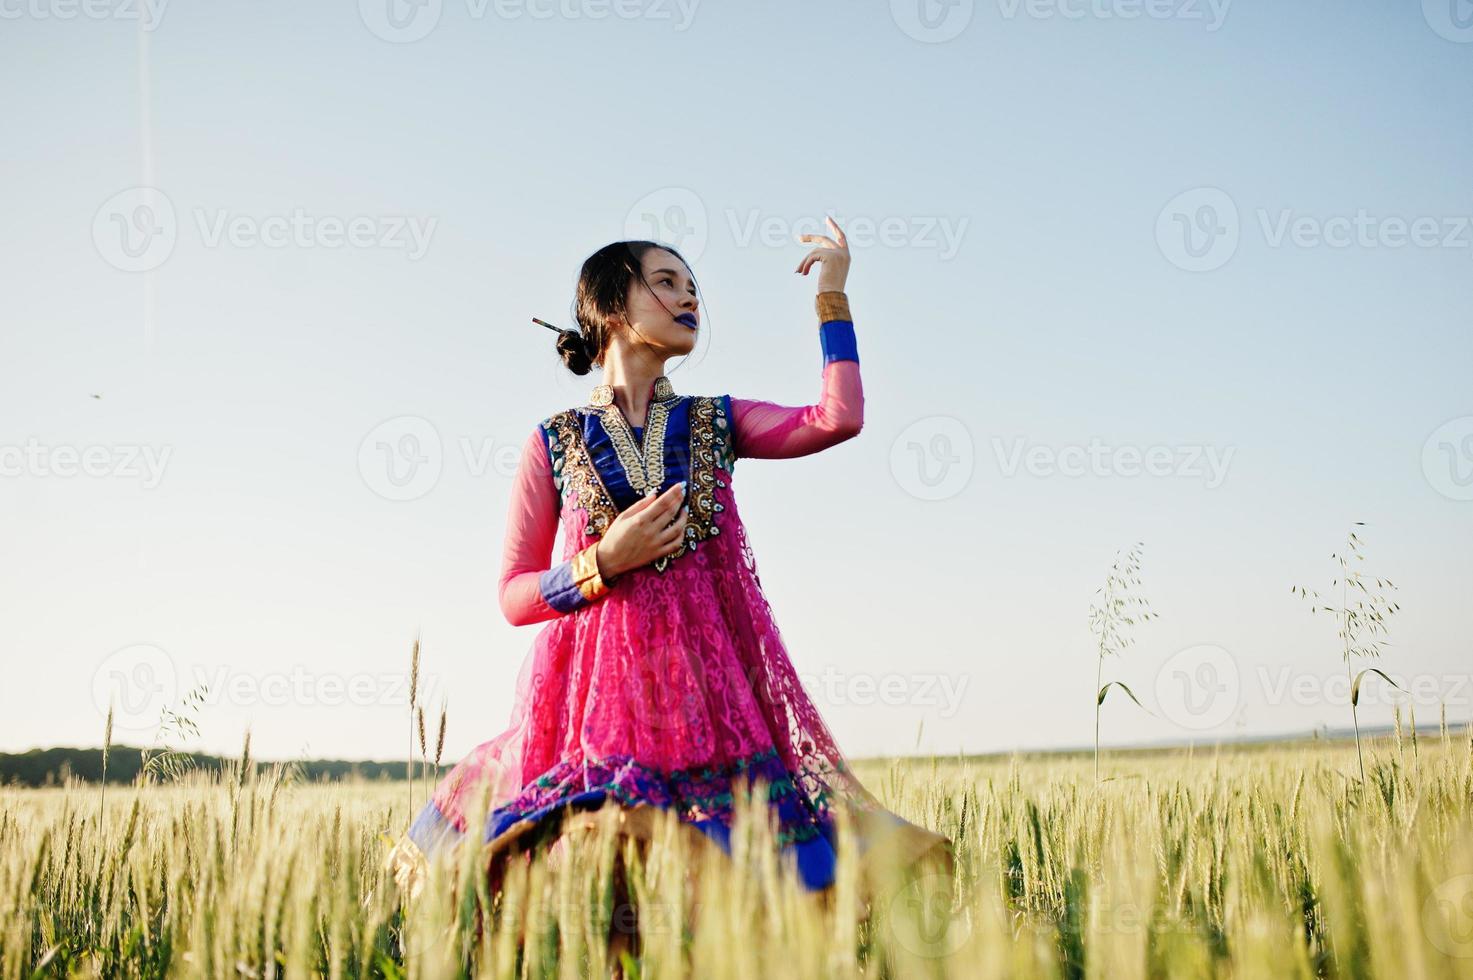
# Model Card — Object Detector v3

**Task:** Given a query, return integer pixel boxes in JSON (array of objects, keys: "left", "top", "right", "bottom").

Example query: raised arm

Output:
[
  {"left": 498, "top": 425, "right": 612, "bottom": 626},
  {"left": 729, "top": 290, "right": 863, "bottom": 460}
]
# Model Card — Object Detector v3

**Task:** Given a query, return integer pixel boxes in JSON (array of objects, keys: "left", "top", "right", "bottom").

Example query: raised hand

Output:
[{"left": 796, "top": 215, "right": 851, "bottom": 294}]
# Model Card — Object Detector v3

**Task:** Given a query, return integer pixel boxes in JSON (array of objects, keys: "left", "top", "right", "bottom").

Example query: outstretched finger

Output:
[
  {"left": 826, "top": 216, "right": 847, "bottom": 246},
  {"left": 798, "top": 233, "right": 839, "bottom": 249}
]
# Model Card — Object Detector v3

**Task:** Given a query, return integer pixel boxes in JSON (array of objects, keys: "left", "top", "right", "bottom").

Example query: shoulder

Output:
[
  {"left": 539, "top": 405, "right": 586, "bottom": 429},
  {"left": 680, "top": 394, "right": 734, "bottom": 427},
  {"left": 531, "top": 408, "right": 587, "bottom": 493},
  {"left": 536, "top": 406, "right": 588, "bottom": 445},
  {"left": 689, "top": 393, "right": 734, "bottom": 414}
]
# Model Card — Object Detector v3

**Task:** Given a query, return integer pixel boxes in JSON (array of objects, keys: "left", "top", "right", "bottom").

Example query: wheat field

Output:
[{"left": 4, "top": 729, "right": 1473, "bottom": 979}]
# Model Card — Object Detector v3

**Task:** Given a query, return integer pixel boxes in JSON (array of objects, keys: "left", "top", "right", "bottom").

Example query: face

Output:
[{"left": 616, "top": 248, "right": 700, "bottom": 357}]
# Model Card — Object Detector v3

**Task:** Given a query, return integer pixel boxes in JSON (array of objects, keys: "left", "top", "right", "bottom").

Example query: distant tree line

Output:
[{"left": 0, "top": 746, "right": 446, "bottom": 787}]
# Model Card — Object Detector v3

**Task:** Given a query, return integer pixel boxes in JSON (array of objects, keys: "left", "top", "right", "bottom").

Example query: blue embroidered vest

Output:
[{"left": 540, "top": 393, "right": 737, "bottom": 573}]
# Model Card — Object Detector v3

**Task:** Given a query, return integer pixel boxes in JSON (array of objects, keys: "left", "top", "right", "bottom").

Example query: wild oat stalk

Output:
[
  {"left": 416, "top": 706, "right": 427, "bottom": 801},
  {"left": 238, "top": 726, "right": 253, "bottom": 792},
  {"left": 1292, "top": 521, "right": 1403, "bottom": 783},
  {"left": 408, "top": 633, "right": 421, "bottom": 819},
  {"left": 1089, "top": 542, "right": 1159, "bottom": 782},
  {"left": 140, "top": 682, "right": 210, "bottom": 784},
  {"left": 100, "top": 700, "right": 114, "bottom": 825},
  {"left": 434, "top": 698, "right": 447, "bottom": 776}
]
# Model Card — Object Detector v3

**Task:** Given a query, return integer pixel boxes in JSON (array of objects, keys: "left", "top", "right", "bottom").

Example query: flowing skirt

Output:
[{"left": 403, "top": 481, "right": 950, "bottom": 892}]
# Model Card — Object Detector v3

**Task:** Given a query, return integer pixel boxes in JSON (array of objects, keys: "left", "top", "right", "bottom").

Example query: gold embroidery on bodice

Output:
[
  {"left": 541, "top": 395, "right": 731, "bottom": 573},
  {"left": 594, "top": 398, "right": 674, "bottom": 498}
]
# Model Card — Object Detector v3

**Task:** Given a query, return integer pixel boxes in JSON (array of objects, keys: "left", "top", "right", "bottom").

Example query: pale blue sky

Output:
[{"left": 2, "top": 1, "right": 1471, "bottom": 764}]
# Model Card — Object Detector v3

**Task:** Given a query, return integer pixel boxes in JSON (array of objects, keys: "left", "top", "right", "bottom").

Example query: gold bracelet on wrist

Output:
[
  {"left": 816, "top": 290, "right": 851, "bottom": 323},
  {"left": 569, "top": 543, "right": 610, "bottom": 600}
]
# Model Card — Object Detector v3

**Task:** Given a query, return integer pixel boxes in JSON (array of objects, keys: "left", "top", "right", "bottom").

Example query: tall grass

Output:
[
  {"left": 1090, "top": 542, "right": 1158, "bottom": 783},
  {"left": 6, "top": 730, "right": 1473, "bottom": 978},
  {"left": 1293, "top": 522, "right": 1404, "bottom": 784}
]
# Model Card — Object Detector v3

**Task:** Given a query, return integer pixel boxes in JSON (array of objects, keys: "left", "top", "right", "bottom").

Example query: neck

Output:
[{"left": 598, "top": 349, "right": 667, "bottom": 425}]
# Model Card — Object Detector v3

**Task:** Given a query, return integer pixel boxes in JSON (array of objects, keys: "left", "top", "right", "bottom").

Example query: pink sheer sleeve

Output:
[
  {"left": 498, "top": 426, "right": 611, "bottom": 626},
  {"left": 729, "top": 293, "right": 863, "bottom": 460},
  {"left": 730, "top": 362, "right": 863, "bottom": 459}
]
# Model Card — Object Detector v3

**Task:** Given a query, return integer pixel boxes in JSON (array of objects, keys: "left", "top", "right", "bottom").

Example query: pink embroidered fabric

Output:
[{"left": 426, "top": 356, "right": 883, "bottom": 850}]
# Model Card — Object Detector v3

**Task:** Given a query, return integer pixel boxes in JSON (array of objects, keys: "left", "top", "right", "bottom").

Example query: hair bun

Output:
[{"left": 555, "top": 328, "right": 594, "bottom": 376}]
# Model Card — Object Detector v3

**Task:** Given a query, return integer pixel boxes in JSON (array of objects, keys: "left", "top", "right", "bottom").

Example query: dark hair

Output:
[{"left": 556, "top": 241, "right": 697, "bottom": 376}]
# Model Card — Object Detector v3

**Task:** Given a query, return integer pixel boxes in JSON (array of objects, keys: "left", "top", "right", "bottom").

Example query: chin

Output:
[{"left": 656, "top": 332, "right": 698, "bottom": 358}]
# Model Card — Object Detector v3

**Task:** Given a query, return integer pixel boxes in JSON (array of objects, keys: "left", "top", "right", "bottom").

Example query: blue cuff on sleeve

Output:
[
  {"left": 540, "top": 560, "right": 587, "bottom": 613},
  {"left": 819, "top": 320, "right": 858, "bottom": 364}
]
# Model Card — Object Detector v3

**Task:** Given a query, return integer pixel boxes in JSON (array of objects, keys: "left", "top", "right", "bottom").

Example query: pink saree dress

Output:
[{"left": 405, "top": 291, "right": 951, "bottom": 891}]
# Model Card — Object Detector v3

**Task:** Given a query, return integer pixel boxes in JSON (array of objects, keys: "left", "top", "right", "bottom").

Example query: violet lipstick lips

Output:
[{"left": 674, "top": 313, "right": 698, "bottom": 330}]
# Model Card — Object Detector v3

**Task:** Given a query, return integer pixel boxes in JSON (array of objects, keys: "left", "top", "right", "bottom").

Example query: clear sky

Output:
[{"left": 2, "top": 0, "right": 1470, "bottom": 765}]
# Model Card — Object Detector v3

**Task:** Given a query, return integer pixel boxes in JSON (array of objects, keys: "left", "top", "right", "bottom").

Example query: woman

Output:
[{"left": 392, "top": 217, "right": 951, "bottom": 902}]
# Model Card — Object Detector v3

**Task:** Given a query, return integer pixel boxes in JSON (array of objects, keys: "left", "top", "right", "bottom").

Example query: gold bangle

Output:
[
  {"left": 570, "top": 543, "right": 610, "bottom": 601},
  {"left": 816, "top": 291, "right": 851, "bottom": 323}
]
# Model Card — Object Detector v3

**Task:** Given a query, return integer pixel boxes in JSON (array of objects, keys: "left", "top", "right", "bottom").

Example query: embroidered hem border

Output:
[{"left": 499, "top": 746, "right": 841, "bottom": 848}]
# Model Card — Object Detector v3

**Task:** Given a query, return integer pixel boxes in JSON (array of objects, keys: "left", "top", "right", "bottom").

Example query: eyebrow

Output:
[{"left": 649, "top": 267, "right": 691, "bottom": 280}]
